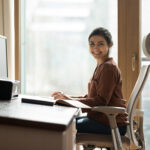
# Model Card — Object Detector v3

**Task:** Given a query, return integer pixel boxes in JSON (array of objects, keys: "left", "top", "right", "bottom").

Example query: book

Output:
[
  {"left": 21, "top": 95, "right": 91, "bottom": 109},
  {"left": 55, "top": 99, "right": 91, "bottom": 109}
]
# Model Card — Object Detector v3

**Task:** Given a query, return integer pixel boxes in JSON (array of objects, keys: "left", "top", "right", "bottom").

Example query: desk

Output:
[{"left": 0, "top": 98, "right": 79, "bottom": 150}]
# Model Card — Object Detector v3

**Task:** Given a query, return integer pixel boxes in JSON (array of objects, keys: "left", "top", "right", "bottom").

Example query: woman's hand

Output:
[{"left": 51, "top": 91, "right": 72, "bottom": 100}]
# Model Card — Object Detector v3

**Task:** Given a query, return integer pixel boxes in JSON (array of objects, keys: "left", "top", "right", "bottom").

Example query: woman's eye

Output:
[
  {"left": 98, "top": 43, "right": 104, "bottom": 46},
  {"left": 89, "top": 43, "right": 95, "bottom": 46}
]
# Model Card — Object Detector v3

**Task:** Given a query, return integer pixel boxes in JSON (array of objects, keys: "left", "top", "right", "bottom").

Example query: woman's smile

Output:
[{"left": 92, "top": 51, "right": 102, "bottom": 55}]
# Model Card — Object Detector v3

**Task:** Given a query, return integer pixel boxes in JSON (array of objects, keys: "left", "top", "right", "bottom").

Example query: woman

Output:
[{"left": 51, "top": 27, "right": 128, "bottom": 137}]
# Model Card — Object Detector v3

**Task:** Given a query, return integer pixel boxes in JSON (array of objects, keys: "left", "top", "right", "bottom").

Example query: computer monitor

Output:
[{"left": 0, "top": 35, "right": 8, "bottom": 79}]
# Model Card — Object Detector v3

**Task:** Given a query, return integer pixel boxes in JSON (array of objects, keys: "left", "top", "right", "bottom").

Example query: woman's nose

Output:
[{"left": 93, "top": 45, "right": 99, "bottom": 50}]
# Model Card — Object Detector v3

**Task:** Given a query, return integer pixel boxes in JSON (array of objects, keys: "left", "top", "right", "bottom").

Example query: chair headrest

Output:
[{"left": 142, "top": 33, "right": 150, "bottom": 58}]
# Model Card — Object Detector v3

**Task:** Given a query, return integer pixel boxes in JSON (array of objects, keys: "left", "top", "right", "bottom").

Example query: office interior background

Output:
[{"left": 0, "top": 0, "right": 150, "bottom": 148}]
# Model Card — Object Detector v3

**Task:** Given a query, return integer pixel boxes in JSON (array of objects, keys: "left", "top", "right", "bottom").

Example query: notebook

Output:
[{"left": 21, "top": 95, "right": 55, "bottom": 106}]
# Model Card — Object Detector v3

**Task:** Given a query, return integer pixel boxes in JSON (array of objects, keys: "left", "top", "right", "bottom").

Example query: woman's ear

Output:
[{"left": 109, "top": 42, "right": 113, "bottom": 48}]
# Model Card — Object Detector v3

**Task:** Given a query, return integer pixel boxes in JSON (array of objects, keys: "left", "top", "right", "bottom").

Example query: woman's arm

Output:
[
  {"left": 51, "top": 91, "right": 88, "bottom": 100},
  {"left": 71, "top": 94, "right": 88, "bottom": 99}
]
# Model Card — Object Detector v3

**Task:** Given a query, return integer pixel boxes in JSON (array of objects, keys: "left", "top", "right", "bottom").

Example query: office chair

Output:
[{"left": 76, "top": 65, "right": 150, "bottom": 150}]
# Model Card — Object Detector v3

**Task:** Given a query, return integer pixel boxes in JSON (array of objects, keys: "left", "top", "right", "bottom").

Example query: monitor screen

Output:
[{"left": 0, "top": 35, "right": 8, "bottom": 79}]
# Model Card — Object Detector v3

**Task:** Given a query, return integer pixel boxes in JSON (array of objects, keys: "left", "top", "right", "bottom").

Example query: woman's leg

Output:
[
  {"left": 76, "top": 116, "right": 127, "bottom": 135},
  {"left": 76, "top": 116, "right": 111, "bottom": 134},
  {"left": 76, "top": 116, "right": 127, "bottom": 150}
]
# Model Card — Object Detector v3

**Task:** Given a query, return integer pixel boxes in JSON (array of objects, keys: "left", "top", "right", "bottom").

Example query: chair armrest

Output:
[
  {"left": 92, "top": 106, "right": 126, "bottom": 115},
  {"left": 91, "top": 106, "right": 126, "bottom": 150},
  {"left": 91, "top": 106, "right": 126, "bottom": 129}
]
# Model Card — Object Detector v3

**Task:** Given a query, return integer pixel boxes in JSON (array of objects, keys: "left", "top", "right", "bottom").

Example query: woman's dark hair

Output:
[{"left": 88, "top": 27, "right": 113, "bottom": 45}]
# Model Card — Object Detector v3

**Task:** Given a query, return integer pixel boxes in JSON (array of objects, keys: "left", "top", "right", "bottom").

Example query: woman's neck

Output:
[{"left": 97, "top": 56, "right": 109, "bottom": 66}]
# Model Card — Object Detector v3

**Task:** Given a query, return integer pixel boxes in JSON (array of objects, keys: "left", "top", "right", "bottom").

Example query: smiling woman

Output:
[
  {"left": 89, "top": 36, "right": 110, "bottom": 58},
  {"left": 51, "top": 28, "right": 128, "bottom": 143},
  {"left": 88, "top": 28, "right": 113, "bottom": 65}
]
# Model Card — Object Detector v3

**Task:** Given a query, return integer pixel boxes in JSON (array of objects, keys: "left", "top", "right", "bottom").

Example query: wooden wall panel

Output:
[
  {"left": 118, "top": 0, "right": 127, "bottom": 100},
  {"left": 126, "top": 0, "right": 141, "bottom": 100},
  {"left": 118, "top": 0, "right": 141, "bottom": 103}
]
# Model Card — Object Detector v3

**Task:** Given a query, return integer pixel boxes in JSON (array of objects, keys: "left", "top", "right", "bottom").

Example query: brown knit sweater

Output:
[{"left": 77, "top": 58, "right": 128, "bottom": 126}]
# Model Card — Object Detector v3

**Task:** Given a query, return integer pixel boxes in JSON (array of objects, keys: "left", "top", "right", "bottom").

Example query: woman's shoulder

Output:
[
  {"left": 101, "top": 59, "right": 122, "bottom": 78},
  {"left": 102, "top": 58, "right": 118, "bottom": 70},
  {"left": 94, "top": 58, "right": 120, "bottom": 79}
]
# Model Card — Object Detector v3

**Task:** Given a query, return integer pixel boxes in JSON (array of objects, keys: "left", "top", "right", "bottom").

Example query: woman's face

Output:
[{"left": 89, "top": 35, "right": 112, "bottom": 60}]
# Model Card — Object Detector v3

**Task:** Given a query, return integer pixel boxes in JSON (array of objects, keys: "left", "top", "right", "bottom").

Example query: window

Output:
[
  {"left": 141, "top": 0, "right": 150, "bottom": 148},
  {"left": 21, "top": 0, "right": 117, "bottom": 97}
]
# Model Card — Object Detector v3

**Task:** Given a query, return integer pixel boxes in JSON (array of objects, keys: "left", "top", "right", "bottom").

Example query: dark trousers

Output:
[{"left": 76, "top": 116, "right": 127, "bottom": 136}]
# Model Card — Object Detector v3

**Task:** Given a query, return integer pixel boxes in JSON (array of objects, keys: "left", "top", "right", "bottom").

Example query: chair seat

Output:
[{"left": 76, "top": 133, "right": 130, "bottom": 148}]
